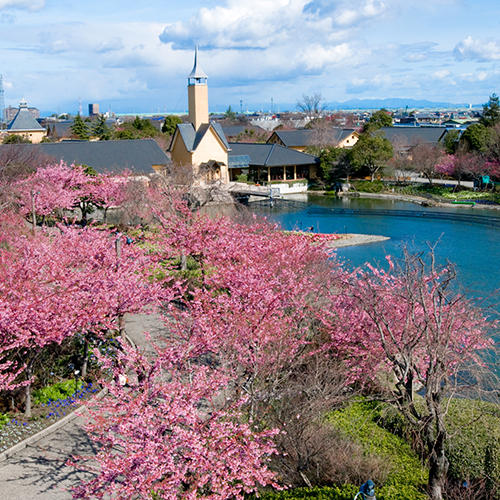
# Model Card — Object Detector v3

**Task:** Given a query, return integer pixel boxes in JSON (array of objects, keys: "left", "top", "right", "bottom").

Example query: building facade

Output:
[
  {"left": 6, "top": 100, "right": 46, "bottom": 143},
  {"left": 169, "top": 48, "right": 230, "bottom": 184}
]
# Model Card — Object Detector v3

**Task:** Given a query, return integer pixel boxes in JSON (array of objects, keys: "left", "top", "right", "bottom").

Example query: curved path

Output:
[{"left": 0, "top": 313, "right": 167, "bottom": 499}]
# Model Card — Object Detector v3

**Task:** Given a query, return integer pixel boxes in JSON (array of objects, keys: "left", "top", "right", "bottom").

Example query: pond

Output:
[{"left": 249, "top": 193, "right": 500, "bottom": 312}]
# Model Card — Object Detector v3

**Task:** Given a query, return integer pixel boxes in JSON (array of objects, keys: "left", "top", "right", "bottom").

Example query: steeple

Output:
[
  {"left": 187, "top": 46, "right": 209, "bottom": 130},
  {"left": 188, "top": 45, "right": 208, "bottom": 84}
]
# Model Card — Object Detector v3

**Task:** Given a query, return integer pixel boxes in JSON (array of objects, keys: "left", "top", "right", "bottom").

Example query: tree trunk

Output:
[
  {"left": 118, "top": 314, "right": 126, "bottom": 342},
  {"left": 427, "top": 429, "right": 449, "bottom": 500},
  {"left": 24, "top": 362, "right": 33, "bottom": 418},
  {"left": 81, "top": 337, "right": 89, "bottom": 379},
  {"left": 181, "top": 253, "right": 187, "bottom": 271}
]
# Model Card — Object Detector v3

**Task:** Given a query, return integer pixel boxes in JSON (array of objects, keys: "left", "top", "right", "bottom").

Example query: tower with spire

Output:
[
  {"left": 188, "top": 46, "right": 209, "bottom": 131},
  {"left": 169, "top": 47, "right": 230, "bottom": 184}
]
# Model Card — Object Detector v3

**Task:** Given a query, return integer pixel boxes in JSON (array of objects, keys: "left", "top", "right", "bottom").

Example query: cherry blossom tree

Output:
[
  {"left": 0, "top": 225, "right": 158, "bottom": 415},
  {"left": 324, "top": 251, "right": 496, "bottom": 500},
  {"left": 71, "top": 341, "right": 279, "bottom": 499}
]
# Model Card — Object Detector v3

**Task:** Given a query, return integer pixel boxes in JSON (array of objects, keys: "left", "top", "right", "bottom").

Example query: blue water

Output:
[{"left": 249, "top": 194, "right": 500, "bottom": 307}]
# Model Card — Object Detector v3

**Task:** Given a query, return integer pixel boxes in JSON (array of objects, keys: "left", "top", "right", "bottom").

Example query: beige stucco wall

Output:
[
  {"left": 188, "top": 84, "right": 209, "bottom": 130},
  {"left": 6, "top": 129, "right": 46, "bottom": 144},
  {"left": 170, "top": 131, "right": 194, "bottom": 166},
  {"left": 192, "top": 127, "right": 229, "bottom": 183},
  {"left": 338, "top": 133, "right": 359, "bottom": 148}
]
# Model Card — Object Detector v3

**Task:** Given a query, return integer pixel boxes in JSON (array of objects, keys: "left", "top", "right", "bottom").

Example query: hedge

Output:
[{"left": 327, "top": 400, "right": 428, "bottom": 500}]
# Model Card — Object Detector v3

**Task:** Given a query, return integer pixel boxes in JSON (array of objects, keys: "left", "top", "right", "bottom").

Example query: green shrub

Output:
[
  {"left": 0, "top": 413, "right": 10, "bottom": 431},
  {"left": 33, "top": 379, "right": 84, "bottom": 405},
  {"left": 351, "top": 180, "right": 385, "bottom": 193},
  {"left": 236, "top": 173, "right": 248, "bottom": 182},
  {"left": 444, "top": 399, "right": 500, "bottom": 484},
  {"left": 253, "top": 485, "right": 358, "bottom": 499},
  {"left": 254, "top": 483, "right": 426, "bottom": 499},
  {"left": 371, "top": 398, "right": 500, "bottom": 487},
  {"left": 328, "top": 401, "right": 427, "bottom": 499}
]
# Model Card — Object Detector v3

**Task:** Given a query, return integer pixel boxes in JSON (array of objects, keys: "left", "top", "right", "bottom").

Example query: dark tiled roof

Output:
[
  {"left": 222, "top": 125, "right": 247, "bottom": 137},
  {"left": 174, "top": 122, "right": 229, "bottom": 152},
  {"left": 268, "top": 128, "right": 356, "bottom": 147},
  {"left": 228, "top": 143, "right": 317, "bottom": 168},
  {"left": 211, "top": 122, "right": 230, "bottom": 149},
  {"left": 0, "top": 139, "right": 169, "bottom": 174},
  {"left": 228, "top": 155, "right": 250, "bottom": 168},
  {"left": 376, "top": 127, "right": 448, "bottom": 148},
  {"left": 7, "top": 108, "right": 45, "bottom": 132}
]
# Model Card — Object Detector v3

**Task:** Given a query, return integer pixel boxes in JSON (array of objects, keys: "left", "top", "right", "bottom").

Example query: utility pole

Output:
[{"left": 0, "top": 74, "right": 5, "bottom": 127}]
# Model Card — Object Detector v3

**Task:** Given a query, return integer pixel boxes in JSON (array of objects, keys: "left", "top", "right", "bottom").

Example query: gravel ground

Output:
[{"left": 327, "top": 233, "right": 390, "bottom": 248}]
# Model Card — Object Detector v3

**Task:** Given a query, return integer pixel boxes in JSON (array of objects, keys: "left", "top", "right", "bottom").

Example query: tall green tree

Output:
[
  {"left": 364, "top": 109, "right": 393, "bottom": 132},
  {"left": 461, "top": 123, "right": 492, "bottom": 153},
  {"left": 443, "top": 129, "right": 460, "bottom": 154},
  {"left": 350, "top": 134, "right": 393, "bottom": 181},
  {"left": 92, "top": 115, "right": 111, "bottom": 140},
  {"left": 224, "top": 106, "right": 236, "bottom": 120},
  {"left": 162, "top": 115, "right": 182, "bottom": 135},
  {"left": 480, "top": 93, "right": 500, "bottom": 127},
  {"left": 71, "top": 114, "right": 90, "bottom": 140}
]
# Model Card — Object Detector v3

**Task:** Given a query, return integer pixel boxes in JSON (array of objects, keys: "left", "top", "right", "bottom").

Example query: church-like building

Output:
[{"left": 169, "top": 48, "right": 230, "bottom": 183}]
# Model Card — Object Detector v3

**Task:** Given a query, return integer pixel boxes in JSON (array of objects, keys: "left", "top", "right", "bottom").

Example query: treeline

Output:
[{"left": 316, "top": 94, "right": 500, "bottom": 187}]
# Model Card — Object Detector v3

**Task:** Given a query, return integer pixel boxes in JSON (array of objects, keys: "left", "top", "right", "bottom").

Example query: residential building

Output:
[
  {"left": 6, "top": 100, "right": 46, "bottom": 143},
  {"left": 267, "top": 128, "right": 359, "bottom": 151}
]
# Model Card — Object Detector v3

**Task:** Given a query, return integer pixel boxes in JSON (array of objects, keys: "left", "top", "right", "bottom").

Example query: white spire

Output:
[{"left": 188, "top": 45, "right": 208, "bottom": 81}]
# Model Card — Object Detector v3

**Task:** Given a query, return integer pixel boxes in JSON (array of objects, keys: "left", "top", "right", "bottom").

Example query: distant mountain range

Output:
[{"left": 324, "top": 98, "right": 480, "bottom": 110}]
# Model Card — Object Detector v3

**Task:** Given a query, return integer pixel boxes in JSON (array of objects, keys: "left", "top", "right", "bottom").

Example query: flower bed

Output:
[{"left": 0, "top": 382, "right": 99, "bottom": 454}]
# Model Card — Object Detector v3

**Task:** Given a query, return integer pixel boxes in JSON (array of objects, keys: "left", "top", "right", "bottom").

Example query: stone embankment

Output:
[{"left": 338, "top": 191, "right": 500, "bottom": 210}]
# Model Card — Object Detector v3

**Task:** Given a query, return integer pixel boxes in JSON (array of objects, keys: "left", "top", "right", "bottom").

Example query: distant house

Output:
[
  {"left": 375, "top": 126, "right": 448, "bottom": 154},
  {"left": 6, "top": 100, "right": 46, "bottom": 143},
  {"left": 0, "top": 139, "right": 170, "bottom": 175},
  {"left": 267, "top": 128, "right": 359, "bottom": 152},
  {"left": 228, "top": 142, "right": 318, "bottom": 183}
]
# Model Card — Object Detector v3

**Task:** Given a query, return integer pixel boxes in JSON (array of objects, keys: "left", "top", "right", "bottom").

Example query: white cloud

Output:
[
  {"left": 433, "top": 70, "right": 450, "bottom": 79},
  {"left": 0, "top": 0, "right": 44, "bottom": 10},
  {"left": 335, "top": 0, "right": 386, "bottom": 26},
  {"left": 454, "top": 36, "right": 500, "bottom": 61}
]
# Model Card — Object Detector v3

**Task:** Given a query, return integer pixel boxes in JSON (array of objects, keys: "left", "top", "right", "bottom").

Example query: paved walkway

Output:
[{"left": 0, "top": 313, "right": 167, "bottom": 499}]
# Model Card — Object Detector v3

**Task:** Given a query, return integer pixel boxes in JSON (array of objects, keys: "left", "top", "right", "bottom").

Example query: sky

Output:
[{"left": 1, "top": 0, "right": 499, "bottom": 115}]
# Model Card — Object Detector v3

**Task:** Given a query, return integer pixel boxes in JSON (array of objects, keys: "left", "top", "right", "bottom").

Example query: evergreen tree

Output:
[
  {"left": 162, "top": 115, "right": 182, "bottom": 135},
  {"left": 92, "top": 115, "right": 111, "bottom": 140},
  {"left": 70, "top": 114, "right": 90, "bottom": 140},
  {"left": 480, "top": 93, "right": 500, "bottom": 128}
]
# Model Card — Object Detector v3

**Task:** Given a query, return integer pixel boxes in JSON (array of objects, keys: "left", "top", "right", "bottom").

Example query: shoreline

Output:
[
  {"left": 327, "top": 233, "right": 390, "bottom": 248},
  {"left": 310, "top": 191, "right": 500, "bottom": 211}
]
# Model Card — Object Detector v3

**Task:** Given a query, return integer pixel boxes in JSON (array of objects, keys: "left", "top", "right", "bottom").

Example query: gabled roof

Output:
[
  {"left": 7, "top": 103, "right": 45, "bottom": 132},
  {"left": 229, "top": 143, "right": 317, "bottom": 168},
  {"left": 0, "top": 139, "right": 169, "bottom": 174},
  {"left": 173, "top": 122, "right": 229, "bottom": 152},
  {"left": 375, "top": 126, "right": 448, "bottom": 148},
  {"left": 268, "top": 128, "right": 356, "bottom": 147}
]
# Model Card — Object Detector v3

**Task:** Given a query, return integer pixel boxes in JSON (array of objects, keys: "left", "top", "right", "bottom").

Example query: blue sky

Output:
[{"left": 1, "top": 0, "right": 498, "bottom": 114}]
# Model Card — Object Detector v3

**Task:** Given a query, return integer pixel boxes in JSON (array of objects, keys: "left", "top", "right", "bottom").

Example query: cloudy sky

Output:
[{"left": 1, "top": 0, "right": 498, "bottom": 114}]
